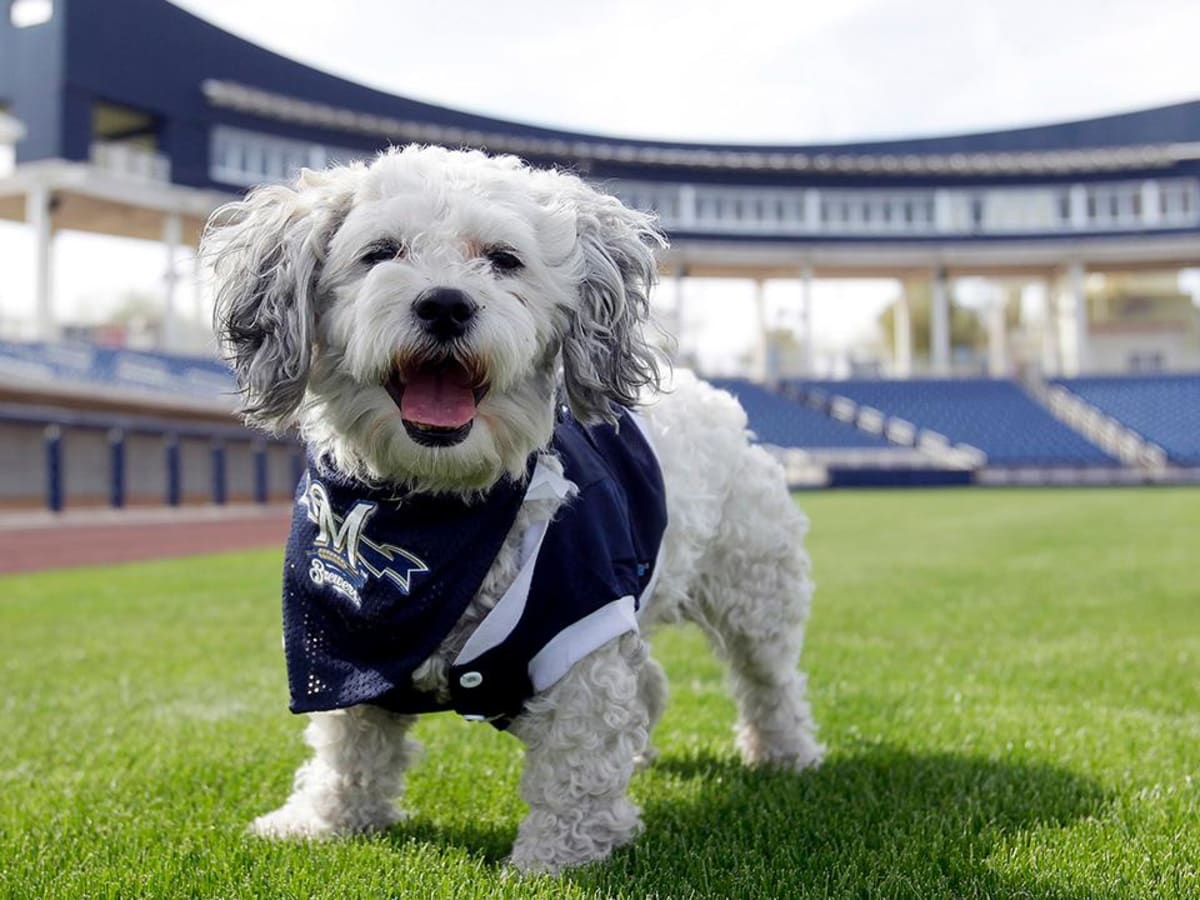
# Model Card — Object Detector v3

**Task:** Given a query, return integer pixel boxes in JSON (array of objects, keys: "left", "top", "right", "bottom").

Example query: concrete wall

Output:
[
  {"left": 267, "top": 443, "right": 300, "bottom": 500},
  {"left": 0, "top": 395, "right": 300, "bottom": 509},
  {"left": 0, "top": 422, "right": 45, "bottom": 505},
  {"left": 1089, "top": 329, "right": 1200, "bottom": 374},
  {"left": 178, "top": 436, "right": 212, "bottom": 504},
  {"left": 224, "top": 440, "right": 254, "bottom": 502},
  {"left": 126, "top": 432, "right": 167, "bottom": 504},
  {"left": 62, "top": 427, "right": 110, "bottom": 505}
]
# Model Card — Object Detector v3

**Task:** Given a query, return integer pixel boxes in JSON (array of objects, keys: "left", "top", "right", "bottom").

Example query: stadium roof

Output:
[
  {"left": 200, "top": 78, "right": 1200, "bottom": 178},
  {"left": 4, "top": 0, "right": 1200, "bottom": 187}
]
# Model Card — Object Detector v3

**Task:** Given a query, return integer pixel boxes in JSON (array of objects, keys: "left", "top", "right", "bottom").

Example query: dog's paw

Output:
[
  {"left": 508, "top": 803, "right": 642, "bottom": 875},
  {"left": 503, "top": 855, "right": 556, "bottom": 877},
  {"left": 249, "top": 803, "right": 333, "bottom": 840},
  {"left": 506, "top": 842, "right": 599, "bottom": 876},
  {"left": 248, "top": 801, "right": 405, "bottom": 840},
  {"left": 736, "top": 725, "right": 825, "bottom": 774}
]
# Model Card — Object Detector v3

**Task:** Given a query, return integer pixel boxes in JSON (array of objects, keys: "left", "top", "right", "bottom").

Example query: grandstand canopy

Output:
[{"left": 2, "top": 0, "right": 1198, "bottom": 376}]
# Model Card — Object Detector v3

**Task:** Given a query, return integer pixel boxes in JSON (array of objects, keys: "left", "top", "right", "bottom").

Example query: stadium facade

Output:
[
  {"left": 3, "top": 0, "right": 1200, "bottom": 379},
  {"left": 0, "top": 0, "right": 1197, "bottom": 507}
]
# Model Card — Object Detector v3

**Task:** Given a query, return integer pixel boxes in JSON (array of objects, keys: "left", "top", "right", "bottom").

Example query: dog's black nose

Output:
[{"left": 414, "top": 287, "right": 478, "bottom": 340}]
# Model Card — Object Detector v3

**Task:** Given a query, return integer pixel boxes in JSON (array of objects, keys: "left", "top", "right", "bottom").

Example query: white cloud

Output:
[{"left": 168, "top": 0, "right": 1200, "bottom": 142}]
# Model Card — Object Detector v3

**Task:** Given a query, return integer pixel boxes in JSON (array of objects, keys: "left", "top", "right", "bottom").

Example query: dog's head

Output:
[{"left": 204, "top": 146, "right": 665, "bottom": 493}]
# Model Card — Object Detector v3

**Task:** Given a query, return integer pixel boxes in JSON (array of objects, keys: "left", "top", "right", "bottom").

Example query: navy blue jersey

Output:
[
  {"left": 281, "top": 408, "right": 668, "bottom": 727},
  {"left": 282, "top": 459, "right": 529, "bottom": 714}
]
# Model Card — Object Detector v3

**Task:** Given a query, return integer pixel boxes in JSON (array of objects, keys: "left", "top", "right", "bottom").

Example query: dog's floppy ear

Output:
[
  {"left": 203, "top": 167, "right": 357, "bottom": 432},
  {"left": 562, "top": 184, "right": 668, "bottom": 424}
]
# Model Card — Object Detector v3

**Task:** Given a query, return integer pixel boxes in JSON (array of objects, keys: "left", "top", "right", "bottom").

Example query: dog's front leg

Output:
[
  {"left": 506, "top": 633, "right": 650, "bottom": 874},
  {"left": 251, "top": 705, "right": 418, "bottom": 839}
]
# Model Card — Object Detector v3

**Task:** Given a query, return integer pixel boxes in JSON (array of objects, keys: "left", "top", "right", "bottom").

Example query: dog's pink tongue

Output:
[{"left": 401, "top": 367, "right": 476, "bottom": 427}]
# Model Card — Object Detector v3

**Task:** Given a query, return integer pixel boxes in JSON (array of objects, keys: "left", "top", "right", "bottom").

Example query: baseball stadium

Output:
[{"left": 1, "top": 1, "right": 1196, "bottom": 897}]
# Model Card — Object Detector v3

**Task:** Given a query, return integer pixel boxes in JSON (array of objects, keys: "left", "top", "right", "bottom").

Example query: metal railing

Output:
[
  {"left": 1028, "top": 380, "right": 1170, "bottom": 471},
  {"left": 786, "top": 383, "right": 986, "bottom": 469},
  {"left": 610, "top": 177, "right": 1200, "bottom": 238}
]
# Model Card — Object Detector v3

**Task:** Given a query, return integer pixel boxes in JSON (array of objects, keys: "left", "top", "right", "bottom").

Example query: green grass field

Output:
[{"left": 2, "top": 487, "right": 1197, "bottom": 899}]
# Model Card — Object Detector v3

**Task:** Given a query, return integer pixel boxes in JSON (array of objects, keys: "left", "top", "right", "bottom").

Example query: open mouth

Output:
[{"left": 384, "top": 357, "right": 489, "bottom": 448}]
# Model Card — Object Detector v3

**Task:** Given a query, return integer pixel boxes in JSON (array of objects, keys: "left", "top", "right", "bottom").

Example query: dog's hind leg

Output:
[
  {"left": 507, "top": 633, "right": 650, "bottom": 874},
  {"left": 693, "top": 444, "right": 824, "bottom": 773},
  {"left": 250, "top": 705, "right": 418, "bottom": 839},
  {"left": 633, "top": 654, "right": 668, "bottom": 771}
]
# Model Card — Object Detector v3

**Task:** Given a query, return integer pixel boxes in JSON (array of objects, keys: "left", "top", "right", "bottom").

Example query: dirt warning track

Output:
[{"left": 0, "top": 506, "right": 291, "bottom": 575}]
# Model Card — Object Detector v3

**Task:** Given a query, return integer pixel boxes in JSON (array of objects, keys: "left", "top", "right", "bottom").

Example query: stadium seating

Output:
[
  {"left": 12, "top": 337, "right": 1193, "bottom": 470},
  {"left": 709, "top": 378, "right": 890, "bottom": 448},
  {"left": 1053, "top": 374, "right": 1200, "bottom": 466},
  {"left": 0, "top": 339, "right": 234, "bottom": 401},
  {"left": 790, "top": 378, "right": 1117, "bottom": 467}
]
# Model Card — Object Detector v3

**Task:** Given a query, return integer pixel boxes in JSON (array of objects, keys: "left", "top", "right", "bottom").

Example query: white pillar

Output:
[
  {"left": 799, "top": 265, "right": 814, "bottom": 376},
  {"left": 162, "top": 212, "right": 183, "bottom": 352},
  {"left": 930, "top": 267, "right": 951, "bottom": 376},
  {"left": 893, "top": 282, "right": 912, "bottom": 378},
  {"left": 986, "top": 288, "right": 1008, "bottom": 377},
  {"left": 1038, "top": 279, "right": 1060, "bottom": 377},
  {"left": 26, "top": 184, "right": 55, "bottom": 342},
  {"left": 752, "top": 277, "right": 769, "bottom": 382},
  {"left": 1060, "top": 260, "right": 1088, "bottom": 377}
]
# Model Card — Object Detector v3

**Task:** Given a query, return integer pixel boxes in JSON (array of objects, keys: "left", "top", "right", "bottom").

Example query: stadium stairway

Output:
[
  {"left": 709, "top": 378, "right": 979, "bottom": 487},
  {"left": 788, "top": 378, "right": 1118, "bottom": 470},
  {"left": 1049, "top": 374, "right": 1200, "bottom": 467},
  {"left": 708, "top": 378, "right": 891, "bottom": 450}
]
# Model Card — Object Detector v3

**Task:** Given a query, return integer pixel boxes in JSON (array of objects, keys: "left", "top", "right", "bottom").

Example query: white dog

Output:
[{"left": 204, "top": 145, "right": 821, "bottom": 874}]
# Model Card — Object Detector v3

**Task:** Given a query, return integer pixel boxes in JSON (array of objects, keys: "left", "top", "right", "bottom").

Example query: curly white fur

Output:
[{"left": 204, "top": 145, "right": 822, "bottom": 875}]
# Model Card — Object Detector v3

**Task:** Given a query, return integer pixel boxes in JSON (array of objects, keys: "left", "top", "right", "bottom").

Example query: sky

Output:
[{"left": 3, "top": 0, "right": 1200, "bottom": 368}]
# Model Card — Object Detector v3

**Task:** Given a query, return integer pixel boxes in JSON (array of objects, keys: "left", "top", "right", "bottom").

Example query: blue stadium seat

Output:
[
  {"left": 790, "top": 378, "right": 1116, "bottom": 467},
  {"left": 709, "top": 378, "right": 891, "bottom": 448},
  {"left": 1054, "top": 374, "right": 1200, "bottom": 466},
  {"left": 0, "top": 340, "right": 234, "bottom": 400}
]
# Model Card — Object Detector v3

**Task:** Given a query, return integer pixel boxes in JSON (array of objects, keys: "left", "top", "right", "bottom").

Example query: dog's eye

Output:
[
  {"left": 361, "top": 240, "right": 405, "bottom": 266},
  {"left": 485, "top": 247, "right": 523, "bottom": 274}
]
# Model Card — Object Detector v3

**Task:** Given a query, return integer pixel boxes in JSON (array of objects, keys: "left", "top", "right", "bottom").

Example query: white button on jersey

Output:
[{"left": 459, "top": 671, "right": 483, "bottom": 688}]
